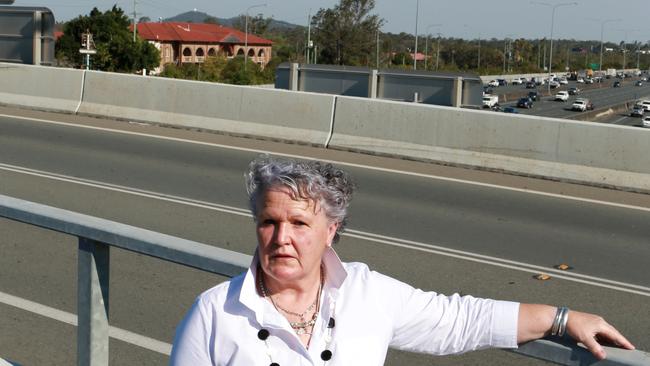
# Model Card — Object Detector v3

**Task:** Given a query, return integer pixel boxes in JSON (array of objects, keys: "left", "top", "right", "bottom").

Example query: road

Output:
[
  {"left": 1, "top": 106, "right": 649, "bottom": 365},
  {"left": 491, "top": 77, "right": 650, "bottom": 122}
]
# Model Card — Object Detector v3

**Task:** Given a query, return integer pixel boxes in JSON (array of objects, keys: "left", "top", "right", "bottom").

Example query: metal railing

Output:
[{"left": 0, "top": 194, "right": 647, "bottom": 365}]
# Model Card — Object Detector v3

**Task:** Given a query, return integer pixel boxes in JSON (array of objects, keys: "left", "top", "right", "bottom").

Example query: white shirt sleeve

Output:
[
  {"left": 169, "top": 296, "right": 214, "bottom": 366},
  {"left": 371, "top": 271, "right": 519, "bottom": 355}
]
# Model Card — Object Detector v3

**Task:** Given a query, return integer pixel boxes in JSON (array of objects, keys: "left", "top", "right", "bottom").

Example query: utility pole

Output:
[
  {"left": 306, "top": 9, "right": 311, "bottom": 63},
  {"left": 413, "top": 0, "right": 419, "bottom": 70},
  {"left": 133, "top": 0, "right": 137, "bottom": 42},
  {"left": 435, "top": 33, "right": 441, "bottom": 70},
  {"left": 376, "top": 30, "right": 379, "bottom": 68}
]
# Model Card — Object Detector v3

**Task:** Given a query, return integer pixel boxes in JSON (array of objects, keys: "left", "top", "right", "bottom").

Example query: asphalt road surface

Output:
[{"left": 1, "top": 107, "right": 649, "bottom": 365}]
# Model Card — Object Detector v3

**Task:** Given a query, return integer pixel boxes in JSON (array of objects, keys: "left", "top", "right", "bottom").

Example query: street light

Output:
[
  {"left": 244, "top": 3, "right": 267, "bottom": 71},
  {"left": 425, "top": 24, "right": 441, "bottom": 70},
  {"left": 435, "top": 33, "right": 442, "bottom": 70},
  {"left": 413, "top": 0, "right": 419, "bottom": 70},
  {"left": 503, "top": 34, "right": 513, "bottom": 74},
  {"left": 589, "top": 18, "right": 621, "bottom": 74},
  {"left": 464, "top": 24, "right": 481, "bottom": 70},
  {"left": 614, "top": 29, "right": 639, "bottom": 73},
  {"left": 532, "top": 1, "right": 577, "bottom": 93}
]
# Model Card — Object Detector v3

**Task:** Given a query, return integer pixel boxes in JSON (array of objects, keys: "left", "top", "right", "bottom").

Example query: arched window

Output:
[
  {"left": 182, "top": 47, "right": 192, "bottom": 56},
  {"left": 208, "top": 48, "right": 216, "bottom": 57},
  {"left": 258, "top": 49, "right": 265, "bottom": 57},
  {"left": 224, "top": 46, "right": 234, "bottom": 57},
  {"left": 196, "top": 48, "right": 205, "bottom": 57},
  {"left": 237, "top": 48, "right": 245, "bottom": 56},
  {"left": 247, "top": 49, "right": 255, "bottom": 57}
]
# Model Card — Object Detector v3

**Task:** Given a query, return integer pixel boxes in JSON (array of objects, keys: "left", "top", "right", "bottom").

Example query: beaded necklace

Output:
[{"left": 257, "top": 267, "right": 336, "bottom": 365}]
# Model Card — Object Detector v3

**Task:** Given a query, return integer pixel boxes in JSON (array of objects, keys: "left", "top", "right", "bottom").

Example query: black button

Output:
[
  {"left": 257, "top": 329, "right": 270, "bottom": 340},
  {"left": 270, "top": 363, "right": 280, "bottom": 366},
  {"left": 321, "top": 350, "right": 332, "bottom": 361},
  {"left": 328, "top": 317, "right": 336, "bottom": 328}
]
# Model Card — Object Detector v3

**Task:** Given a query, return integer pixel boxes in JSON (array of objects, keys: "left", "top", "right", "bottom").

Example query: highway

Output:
[
  {"left": 1, "top": 106, "right": 650, "bottom": 365},
  {"left": 491, "top": 77, "right": 650, "bottom": 124}
]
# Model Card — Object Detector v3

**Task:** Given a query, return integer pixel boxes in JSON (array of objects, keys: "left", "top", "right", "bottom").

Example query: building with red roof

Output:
[{"left": 133, "top": 22, "right": 273, "bottom": 72}]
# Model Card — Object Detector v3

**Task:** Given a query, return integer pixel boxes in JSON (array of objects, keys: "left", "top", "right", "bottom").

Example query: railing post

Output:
[
  {"left": 77, "top": 238, "right": 110, "bottom": 366},
  {"left": 451, "top": 76, "right": 463, "bottom": 107},
  {"left": 368, "top": 69, "right": 378, "bottom": 98},
  {"left": 289, "top": 63, "right": 299, "bottom": 91}
]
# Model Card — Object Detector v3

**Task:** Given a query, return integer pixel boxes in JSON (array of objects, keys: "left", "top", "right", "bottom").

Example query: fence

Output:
[
  {"left": 0, "top": 194, "right": 648, "bottom": 365},
  {"left": 0, "top": 6, "right": 55, "bottom": 65},
  {"left": 275, "top": 62, "right": 482, "bottom": 107}
]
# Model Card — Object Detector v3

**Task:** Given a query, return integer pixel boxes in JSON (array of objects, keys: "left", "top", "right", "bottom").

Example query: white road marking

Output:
[
  {"left": 0, "top": 290, "right": 172, "bottom": 355},
  {"left": 612, "top": 116, "right": 629, "bottom": 124},
  {"left": 1, "top": 162, "right": 648, "bottom": 297},
  {"left": 2, "top": 113, "right": 650, "bottom": 213}
]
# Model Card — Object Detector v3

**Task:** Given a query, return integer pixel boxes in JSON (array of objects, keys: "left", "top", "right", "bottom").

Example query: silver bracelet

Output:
[{"left": 551, "top": 307, "right": 570, "bottom": 336}]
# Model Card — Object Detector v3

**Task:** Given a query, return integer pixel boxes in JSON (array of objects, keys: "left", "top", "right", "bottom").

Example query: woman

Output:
[{"left": 170, "top": 156, "right": 634, "bottom": 365}]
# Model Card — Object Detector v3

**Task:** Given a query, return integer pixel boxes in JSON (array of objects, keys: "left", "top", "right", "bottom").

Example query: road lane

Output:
[{"left": 2, "top": 109, "right": 649, "bottom": 365}]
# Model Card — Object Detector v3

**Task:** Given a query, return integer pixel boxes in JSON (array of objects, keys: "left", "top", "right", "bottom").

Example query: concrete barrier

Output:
[
  {"left": 77, "top": 71, "right": 336, "bottom": 146},
  {"left": 0, "top": 62, "right": 84, "bottom": 113},
  {"left": 329, "top": 96, "right": 650, "bottom": 193}
]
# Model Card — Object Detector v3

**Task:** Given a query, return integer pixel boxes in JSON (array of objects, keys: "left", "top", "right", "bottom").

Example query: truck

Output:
[
  {"left": 606, "top": 68, "right": 617, "bottom": 78},
  {"left": 482, "top": 95, "right": 499, "bottom": 108}
]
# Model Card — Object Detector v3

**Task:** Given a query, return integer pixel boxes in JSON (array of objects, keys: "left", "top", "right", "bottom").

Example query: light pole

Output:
[
  {"left": 425, "top": 24, "right": 441, "bottom": 70},
  {"left": 502, "top": 35, "right": 513, "bottom": 74},
  {"left": 244, "top": 3, "right": 267, "bottom": 71},
  {"left": 589, "top": 18, "right": 621, "bottom": 75},
  {"left": 464, "top": 24, "right": 481, "bottom": 70},
  {"left": 435, "top": 33, "right": 442, "bottom": 70},
  {"left": 532, "top": 1, "right": 577, "bottom": 93},
  {"left": 614, "top": 29, "right": 639, "bottom": 73},
  {"left": 413, "top": 0, "right": 419, "bottom": 70}
]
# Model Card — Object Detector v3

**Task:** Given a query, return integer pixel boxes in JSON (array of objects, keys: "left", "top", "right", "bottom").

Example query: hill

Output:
[{"left": 164, "top": 11, "right": 300, "bottom": 31}]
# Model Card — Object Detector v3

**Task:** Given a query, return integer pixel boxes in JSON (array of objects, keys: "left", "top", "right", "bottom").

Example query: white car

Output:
[
  {"left": 511, "top": 77, "right": 523, "bottom": 85},
  {"left": 559, "top": 78, "right": 569, "bottom": 85},
  {"left": 554, "top": 91, "right": 569, "bottom": 101},
  {"left": 576, "top": 77, "right": 585, "bottom": 83},
  {"left": 643, "top": 116, "right": 650, "bottom": 128},
  {"left": 639, "top": 100, "right": 650, "bottom": 111},
  {"left": 487, "top": 80, "right": 499, "bottom": 87}
]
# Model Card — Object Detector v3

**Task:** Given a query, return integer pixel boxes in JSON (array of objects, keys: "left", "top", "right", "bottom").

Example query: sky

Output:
[{"left": 13, "top": 0, "right": 650, "bottom": 44}]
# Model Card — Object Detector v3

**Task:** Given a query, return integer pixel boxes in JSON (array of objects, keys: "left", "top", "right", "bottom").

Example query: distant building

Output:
[{"left": 133, "top": 22, "right": 273, "bottom": 73}]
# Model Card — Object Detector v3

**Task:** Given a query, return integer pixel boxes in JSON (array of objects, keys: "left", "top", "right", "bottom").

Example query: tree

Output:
[
  {"left": 138, "top": 16, "right": 151, "bottom": 23},
  {"left": 204, "top": 16, "right": 219, "bottom": 25},
  {"left": 311, "top": 0, "right": 384, "bottom": 65},
  {"left": 232, "top": 13, "right": 272, "bottom": 36},
  {"left": 55, "top": 6, "right": 160, "bottom": 72}
]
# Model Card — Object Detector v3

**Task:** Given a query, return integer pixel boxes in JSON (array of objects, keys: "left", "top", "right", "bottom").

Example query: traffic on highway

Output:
[{"left": 482, "top": 72, "right": 650, "bottom": 129}]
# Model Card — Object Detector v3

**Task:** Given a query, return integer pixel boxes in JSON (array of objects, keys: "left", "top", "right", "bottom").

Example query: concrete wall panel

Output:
[
  {"left": 0, "top": 62, "right": 83, "bottom": 112},
  {"left": 330, "top": 96, "right": 650, "bottom": 192},
  {"left": 78, "top": 71, "right": 335, "bottom": 146}
]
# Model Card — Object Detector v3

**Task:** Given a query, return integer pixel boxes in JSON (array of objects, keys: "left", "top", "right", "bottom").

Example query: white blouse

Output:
[{"left": 170, "top": 248, "right": 519, "bottom": 366}]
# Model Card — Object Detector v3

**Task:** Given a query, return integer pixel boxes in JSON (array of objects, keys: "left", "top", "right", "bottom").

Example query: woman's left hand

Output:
[{"left": 565, "top": 310, "right": 635, "bottom": 360}]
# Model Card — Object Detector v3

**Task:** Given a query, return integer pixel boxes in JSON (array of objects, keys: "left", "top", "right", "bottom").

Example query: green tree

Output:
[
  {"left": 55, "top": 6, "right": 160, "bottom": 72},
  {"left": 311, "top": 0, "right": 384, "bottom": 65}
]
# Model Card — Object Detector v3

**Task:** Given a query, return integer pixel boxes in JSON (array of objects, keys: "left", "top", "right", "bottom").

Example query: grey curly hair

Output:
[{"left": 245, "top": 156, "right": 355, "bottom": 243}]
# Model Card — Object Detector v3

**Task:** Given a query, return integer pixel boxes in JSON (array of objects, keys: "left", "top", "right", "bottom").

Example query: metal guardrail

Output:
[{"left": 0, "top": 193, "right": 647, "bottom": 365}]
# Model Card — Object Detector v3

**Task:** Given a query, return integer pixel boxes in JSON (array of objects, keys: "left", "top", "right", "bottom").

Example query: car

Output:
[
  {"left": 585, "top": 78, "right": 594, "bottom": 84},
  {"left": 497, "top": 79, "right": 508, "bottom": 86},
  {"left": 635, "top": 80, "right": 643, "bottom": 86},
  {"left": 613, "top": 81, "right": 621, "bottom": 87},
  {"left": 502, "top": 106, "right": 519, "bottom": 114},
  {"left": 576, "top": 77, "right": 585, "bottom": 83},
  {"left": 568, "top": 87, "right": 580, "bottom": 95},
  {"left": 554, "top": 91, "right": 569, "bottom": 101},
  {"left": 527, "top": 91, "right": 539, "bottom": 101},
  {"left": 482, "top": 87, "right": 494, "bottom": 96},
  {"left": 525, "top": 81, "right": 536, "bottom": 89},
  {"left": 643, "top": 116, "right": 650, "bottom": 128},
  {"left": 517, "top": 97, "right": 533, "bottom": 109},
  {"left": 631, "top": 106, "right": 645, "bottom": 117},
  {"left": 638, "top": 100, "right": 650, "bottom": 111},
  {"left": 487, "top": 80, "right": 499, "bottom": 87},
  {"left": 482, "top": 95, "right": 499, "bottom": 108},
  {"left": 559, "top": 78, "right": 569, "bottom": 85},
  {"left": 571, "top": 98, "right": 593, "bottom": 111},
  {"left": 511, "top": 77, "right": 523, "bottom": 85},
  {"left": 549, "top": 81, "right": 560, "bottom": 88}
]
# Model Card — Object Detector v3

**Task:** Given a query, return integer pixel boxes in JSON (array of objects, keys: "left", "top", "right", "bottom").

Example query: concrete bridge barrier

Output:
[
  {"left": 0, "top": 62, "right": 84, "bottom": 113},
  {"left": 328, "top": 96, "right": 650, "bottom": 193},
  {"left": 77, "top": 70, "right": 336, "bottom": 146}
]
